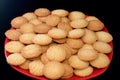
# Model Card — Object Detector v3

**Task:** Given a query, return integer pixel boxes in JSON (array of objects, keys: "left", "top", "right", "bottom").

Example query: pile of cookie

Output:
[{"left": 5, "top": 8, "right": 113, "bottom": 80}]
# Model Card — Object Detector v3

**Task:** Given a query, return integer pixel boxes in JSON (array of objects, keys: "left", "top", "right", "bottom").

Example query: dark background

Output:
[{"left": 0, "top": 0, "right": 119, "bottom": 80}]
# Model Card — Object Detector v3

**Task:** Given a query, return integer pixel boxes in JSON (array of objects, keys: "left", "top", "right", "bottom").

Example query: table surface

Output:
[{"left": 0, "top": 0, "right": 119, "bottom": 80}]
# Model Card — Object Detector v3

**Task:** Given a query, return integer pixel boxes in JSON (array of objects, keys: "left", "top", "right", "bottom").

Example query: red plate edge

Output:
[{"left": 4, "top": 27, "right": 113, "bottom": 80}]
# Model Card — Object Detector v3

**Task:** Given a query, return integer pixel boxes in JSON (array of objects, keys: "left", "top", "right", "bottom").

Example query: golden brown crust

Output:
[
  {"left": 34, "top": 8, "right": 50, "bottom": 17},
  {"left": 11, "top": 16, "right": 28, "bottom": 28},
  {"left": 5, "top": 29, "right": 21, "bottom": 40},
  {"left": 43, "top": 61, "right": 65, "bottom": 79},
  {"left": 90, "top": 53, "right": 110, "bottom": 68},
  {"left": 87, "top": 20, "right": 104, "bottom": 31},
  {"left": 21, "top": 44, "right": 42, "bottom": 58}
]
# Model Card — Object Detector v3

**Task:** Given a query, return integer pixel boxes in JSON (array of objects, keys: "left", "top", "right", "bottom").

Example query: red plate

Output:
[{"left": 4, "top": 27, "right": 113, "bottom": 80}]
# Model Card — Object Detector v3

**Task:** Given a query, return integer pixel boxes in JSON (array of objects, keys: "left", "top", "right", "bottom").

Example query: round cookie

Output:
[
  {"left": 11, "top": 16, "right": 28, "bottom": 28},
  {"left": 46, "top": 45, "right": 66, "bottom": 62},
  {"left": 93, "top": 41, "right": 112, "bottom": 54},
  {"left": 48, "top": 28, "right": 67, "bottom": 39},
  {"left": 43, "top": 61, "right": 65, "bottom": 80},
  {"left": 68, "top": 11, "right": 86, "bottom": 20},
  {"left": 5, "top": 29, "right": 21, "bottom": 40},
  {"left": 68, "top": 55, "right": 89, "bottom": 69},
  {"left": 68, "top": 29, "right": 85, "bottom": 38},
  {"left": 45, "top": 15, "right": 61, "bottom": 27},
  {"left": 82, "top": 29, "right": 97, "bottom": 44},
  {"left": 7, "top": 53, "right": 26, "bottom": 66},
  {"left": 29, "top": 60, "right": 44, "bottom": 76},
  {"left": 57, "top": 22, "right": 72, "bottom": 32},
  {"left": 70, "top": 19, "right": 88, "bottom": 29},
  {"left": 19, "top": 33, "right": 35, "bottom": 44},
  {"left": 23, "top": 12, "right": 37, "bottom": 20},
  {"left": 51, "top": 9, "right": 69, "bottom": 17},
  {"left": 66, "top": 38, "right": 84, "bottom": 49},
  {"left": 96, "top": 31, "right": 113, "bottom": 43},
  {"left": 5, "top": 41, "right": 24, "bottom": 53},
  {"left": 90, "top": 53, "right": 110, "bottom": 68},
  {"left": 34, "top": 8, "right": 50, "bottom": 17},
  {"left": 34, "top": 23, "right": 51, "bottom": 33},
  {"left": 78, "top": 49, "right": 98, "bottom": 61},
  {"left": 74, "top": 66, "right": 93, "bottom": 77},
  {"left": 87, "top": 20, "right": 104, "bottom": 31},
  {"left": 20, "top": 23, "right": 34, "bottom": 33},
  {"left": 32, "top": 34, "right": 52, "bottom": 45},
  {"left": 21, "top": 44, "right": 42, "bottom": 58},
  {"left": 29, "top": 18, "right": 42, "bottom": 25}
]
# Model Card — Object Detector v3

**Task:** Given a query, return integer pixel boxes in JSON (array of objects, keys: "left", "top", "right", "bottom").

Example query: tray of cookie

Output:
[{"left": 4, "top": 8, "right": 113, "bottom": 80}]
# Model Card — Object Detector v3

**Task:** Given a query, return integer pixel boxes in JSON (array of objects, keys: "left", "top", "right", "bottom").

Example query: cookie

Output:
[
  {"left": 45, "top": 15, "right": 61, "bottom": 27},
  {"left": 82, "top": 29, "right": 97, "bottom": 44},
  {"left": 74, "top": 66, "right": 93, "bottom": 77},
  {"left": 21, "top": 44, "right": 42, "bottom": 58},
  {"left": 68, "top": 55, "right": 89, "bottom": 69},
  {"left": 48, "top": 28, "right": 67, "bottom": 39},
  {"left": 11, "top": 16, "right": 28, "bottom": 28},
  {"left": 29, "top": 18, "right": 42, "bottom": 25},
  {"left": 68, "top": 11, "right": 86, "bottom": 20},
  {"left": 32, "top": 34, "right": 52, "bottom": 45},
  {"left": 57, "top": 22, "right": 72, "bottom": 32},
  {"left": 43, "top": 61, "right": 65, "bottom": 80},
  {"left": 87, "top": 20, "right": 104, "bottom": 31},
  {"left": 7, "top": 53, "right": 26, "bottom": 66},
  {"left": 46, "top": 45, "right": 66, "bottom": 62},
  {"left": 68, "top": 29, "right": 85, "bottom": 38},
  {"left": 51, "top": 9, "right": 69, "bottom": 17},
  {"left": 23, "top": 12, "right": 37, "bottom": 20},
  {"left": 93, "top": 41, "right": 112, "bottom": 54},
  {"left": 5, "top": 41, "right": 24, "bottom": 53},
  {"left": 78, "top": 49, "right": 98, "bottom": 61},
  {"left": 66, "top": 38, "right": 84, "bottom": 49},
  {"left": 34, "top": 8, "right": 50, "bottom": 17},
  {"left": 96, "top": 31, "right": 113, "bottom": 43},
  {"left": 20, "top": 23, "right": 34, "bottom": 33},
  {"left": 29, "top": 60, "right": 44, "bottom": 76},
  {"left": 90, "top": 53, "right": 110, "bottom": 68},
  {"left": 70, "top": 19, "right": 88, "bottom": 29},
  {"left": 19, "top": 33, "right": 35, "bottom": 44},
  {"left": 34, "top": 23, "right": 51, "bottom": 33},
  {"left": 5, "top": 29, "right": 21, "bottom": 40}
]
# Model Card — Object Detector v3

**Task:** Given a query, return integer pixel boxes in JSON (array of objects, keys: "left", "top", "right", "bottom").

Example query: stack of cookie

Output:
[{"left": 5, "top": 8, "right": 113, "bottom": 80}]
